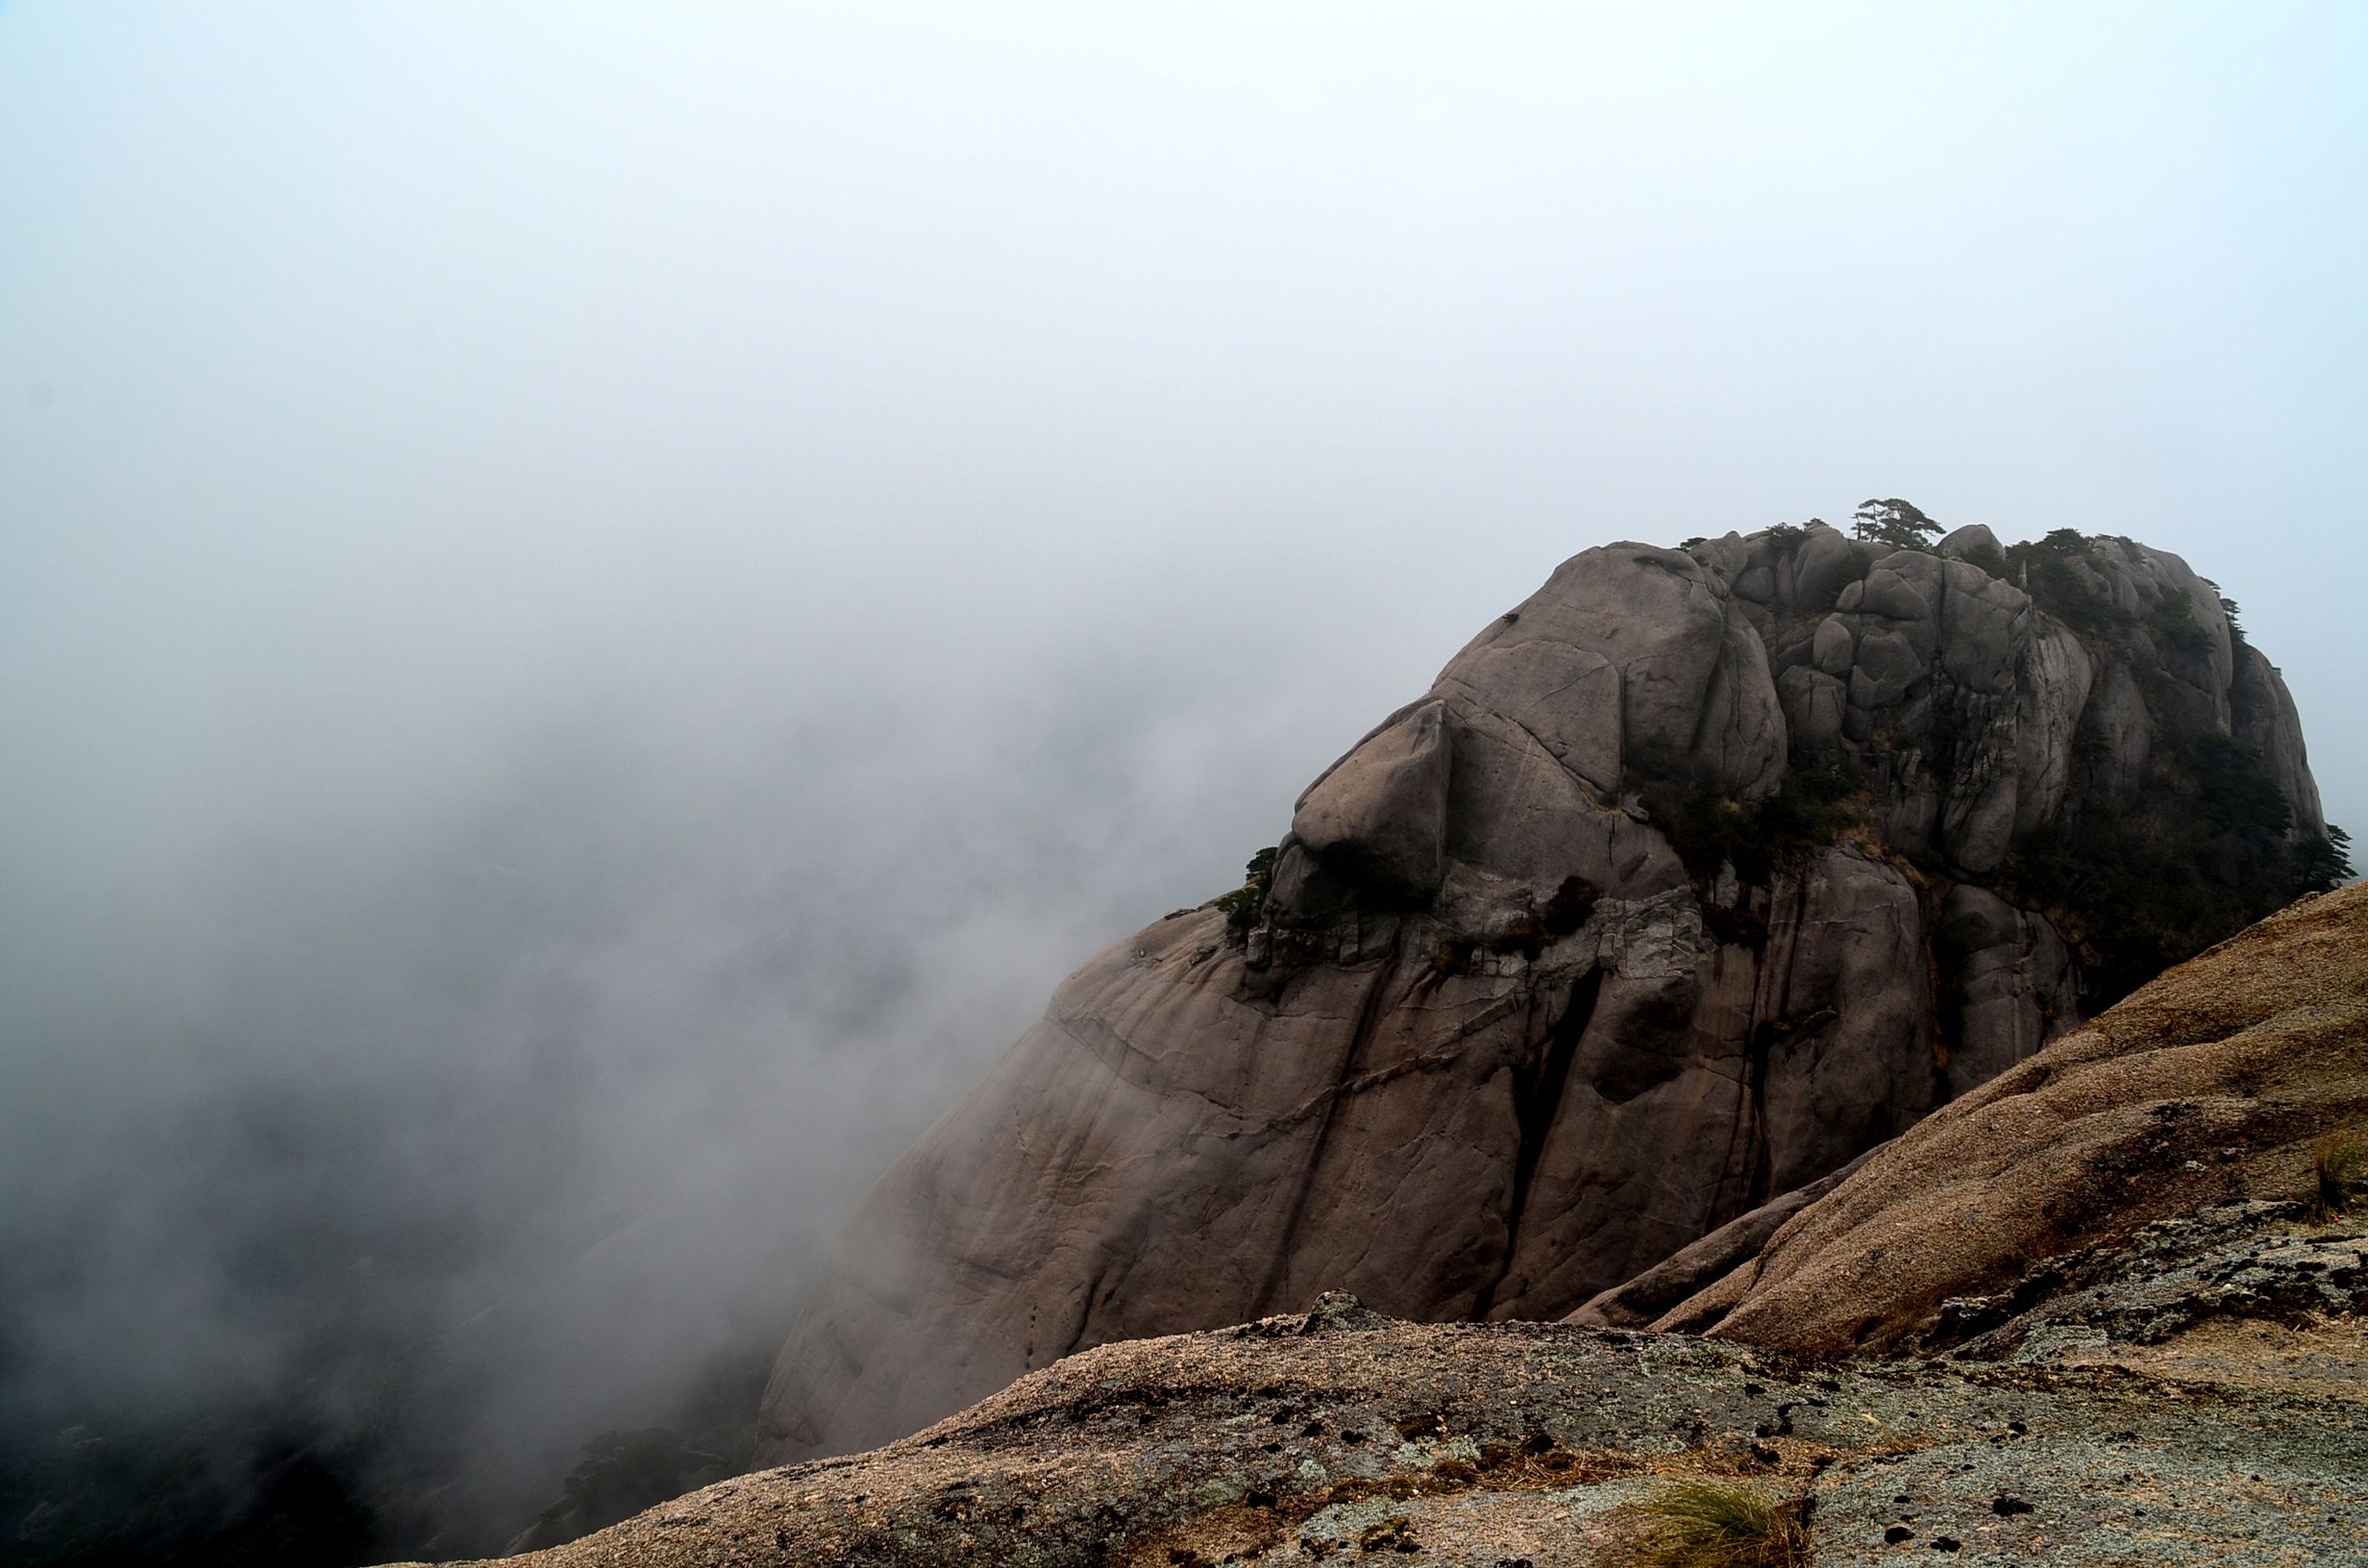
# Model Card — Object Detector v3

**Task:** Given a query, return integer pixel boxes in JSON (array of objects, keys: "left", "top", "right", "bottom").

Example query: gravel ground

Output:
[{"left": 379, "top": 1286, "right": 2367, "bottom": 1568}]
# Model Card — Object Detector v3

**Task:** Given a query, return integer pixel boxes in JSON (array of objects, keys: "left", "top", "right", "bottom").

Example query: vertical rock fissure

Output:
[
  {"left": 1739, "top": 1017, "right": 1777, "bottom": 1215},
  {"left": 1251, "top": 925, "right": 1406, "bottom": 1315},
  {"left": 1732, "top": 872, "right": 1808, "bottom": 1213},
  {"left": 1923, "top": 879, "right": 1956, "bottom": 1112},
  {"left": 1471, "top": 965, "right": 1604, "bottom": 1319}
]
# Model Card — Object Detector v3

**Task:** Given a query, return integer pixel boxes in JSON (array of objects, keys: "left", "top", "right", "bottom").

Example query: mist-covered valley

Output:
[
  {"left": 0, "top": 532, "right": 1436, "bottom": 1556},
  {"left": 4, "top": 5, "right": 2364, "bottom": 1563}
]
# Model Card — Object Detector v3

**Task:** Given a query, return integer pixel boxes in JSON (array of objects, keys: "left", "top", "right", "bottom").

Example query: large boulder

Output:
[
  {"left": 1290, "top": 698, "right": 1453, "bottom": 904},
  {"left": 1434, "top": 545, "right": 1785, "bottom": 801},
  {"left": 758, "top": 526, "right": 2333, "bottom": 1465}
]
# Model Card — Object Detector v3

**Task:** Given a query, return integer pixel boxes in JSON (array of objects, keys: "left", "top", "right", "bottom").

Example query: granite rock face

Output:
[
  {"left": 1649, "top": 879, "right": 2368, "bottom": 1356},
  {"left": 759, "top": 523, "right": 2332, "bottom": 1464}
]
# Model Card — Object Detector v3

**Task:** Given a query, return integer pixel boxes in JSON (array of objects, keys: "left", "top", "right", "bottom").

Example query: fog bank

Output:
[{"left": 2, "top": 3, "right": 2361, "bottom": 1557}]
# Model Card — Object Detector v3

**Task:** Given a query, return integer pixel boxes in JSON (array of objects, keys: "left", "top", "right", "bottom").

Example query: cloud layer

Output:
[{"left": 2, "top": 3, "right": 2360, "bottom": 1555}]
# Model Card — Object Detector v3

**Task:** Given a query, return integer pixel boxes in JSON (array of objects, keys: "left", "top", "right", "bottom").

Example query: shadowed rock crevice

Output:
[{"left": 1472, "top": 968, "right": 1603, "bottom": 1318}]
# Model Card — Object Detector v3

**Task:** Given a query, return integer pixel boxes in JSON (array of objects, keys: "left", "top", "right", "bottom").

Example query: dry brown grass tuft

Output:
[
  {"left": 1618, "top": 1479, "right": 1810, "bottom": 1568},
  {"left": 2311, "top": 1128, "right": 2368, "bottom": 1222}
]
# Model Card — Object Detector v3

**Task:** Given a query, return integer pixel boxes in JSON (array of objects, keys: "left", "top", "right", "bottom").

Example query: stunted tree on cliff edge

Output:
[{"left": 1853, "top": 497, "right": 1941, "bottom": 551}]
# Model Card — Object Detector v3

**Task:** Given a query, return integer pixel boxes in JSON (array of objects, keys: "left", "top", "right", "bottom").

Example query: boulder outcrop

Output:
[{"left": 758, "top": 522, "right": 2340, "bottom": 1465}]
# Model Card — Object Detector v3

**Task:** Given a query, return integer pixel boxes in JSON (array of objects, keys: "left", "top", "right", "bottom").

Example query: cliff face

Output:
[{"left": 757, "top": 521, "right": 2338, "bottom": 1465}]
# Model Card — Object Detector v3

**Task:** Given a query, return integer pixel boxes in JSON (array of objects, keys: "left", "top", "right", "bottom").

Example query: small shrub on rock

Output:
[
  {"left": 1214, "top": 846, "right": 1278, "bottom": 940},
  {"left": 1645, "top": 770, "right": 1859, "bottom": 889}
]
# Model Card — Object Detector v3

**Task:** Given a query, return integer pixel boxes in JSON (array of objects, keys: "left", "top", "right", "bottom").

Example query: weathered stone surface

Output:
[
  {"left": 2113, "top": 541, "right": 2234, "bottom": 717},
  {"left": 429, "top": 1218, "right": 2368, "bottom": 1568},
  {"left": 1424, "top": 698, "right": 1684, "bottom": 903},
  {"left": 1857, "top": 565, "right": 1929, "bottom": 622},
  {"left": 1435, "top": 636, "right": 1622, "bottom": 795},
  {"left": 1776, "top": 665, "right": 1845, "bottom": 759},
  {"left": 1566, "top": 1148, "right": 1876, "bottom": 1330},
  {"left": 2232, "top": 643, "right": 2326, "bottom": 836},
  {"left": 1779, "top": 521, "right": 1863, "bottom": 612},
  {"left": 1754, "top": 849, "right": 1936, "bottom": 1192},
  {"left": 1810, "top": 613, "right": 1855, "bottom": 675},
  {"left": 1656, "top": 880, "right": 2368, "bottom": 1353},
  {"left": 1944, "top": 1198, "right": 2368, "bottom": 1371},
  {"left": 1936, "top": 521, "right": 2004, "bottom": 562},
  {"left": 2084, "top": 657, "right": 2154, "bottom": 797},
  {"left": 1691, "top": 613, "right": 1788, "bottom": 800},
  {"left": 1934, "top": 884, "right": 2075, "bottom": 1097},
  {"left": 758, "top": 527, "right": 2331, "bottom": 1469},
  {"left": 2011, "top": 617, "right": 2094, "bottom": 834},
  {"left": 1935, "top": 699, "right": 2018, "bottom": 873},
  {"left": 1291, "top": 698, "right": 1452, "bottom": 903},
  {"left": 1440, "top": 546, "right": 1785, "bottom": 800},
  {"left": 1932, "top": 560, "right": 2025, "bottom": 692},
  {"left": 1846, "top": 625, "right": 1924, "bottom": 710}
]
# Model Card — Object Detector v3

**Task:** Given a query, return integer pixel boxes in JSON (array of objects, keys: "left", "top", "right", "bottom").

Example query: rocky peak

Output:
[{"left": 755, "top": 517, "right": 2345, "bottom": 1467}]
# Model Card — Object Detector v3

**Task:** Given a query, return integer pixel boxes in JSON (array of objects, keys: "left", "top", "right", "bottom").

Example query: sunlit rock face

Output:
[{"left": 757, "top": 523, "right": 2331, "bottom": 1465}]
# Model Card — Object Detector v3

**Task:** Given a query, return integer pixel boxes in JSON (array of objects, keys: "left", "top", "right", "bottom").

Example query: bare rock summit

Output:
[{"left": 758, "top": 520, "right": 2342, "bottom": 1465}]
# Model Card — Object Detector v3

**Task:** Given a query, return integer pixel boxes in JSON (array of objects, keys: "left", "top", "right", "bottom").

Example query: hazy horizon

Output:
[{"left": 3, "top": 3, "right": 2362, "bottom": 1557}]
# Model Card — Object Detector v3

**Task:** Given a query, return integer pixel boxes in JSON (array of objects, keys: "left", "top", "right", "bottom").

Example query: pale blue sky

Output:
[{"left": 1, "top": 0, "right": 2361, "bottom": 1516}]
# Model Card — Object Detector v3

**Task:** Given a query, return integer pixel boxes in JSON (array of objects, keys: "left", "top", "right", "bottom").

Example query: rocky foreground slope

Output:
[
  {"left": 391, "top": 882, "right": 2368, "bottom": 1567},
  {"left": 762, "top": 520, "right": 2340, "bottom": 1463}
]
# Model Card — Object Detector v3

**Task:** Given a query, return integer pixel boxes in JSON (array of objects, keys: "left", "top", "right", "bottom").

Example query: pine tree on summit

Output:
[{"left": 1852, "top": 497, "right": 1942, "bottom": 551}]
